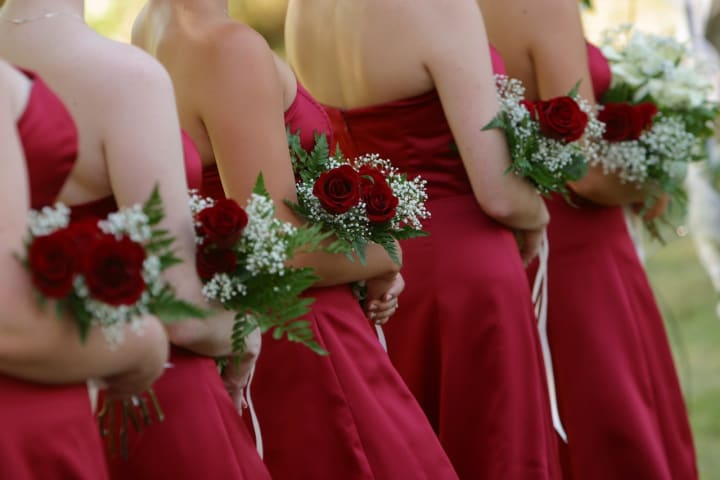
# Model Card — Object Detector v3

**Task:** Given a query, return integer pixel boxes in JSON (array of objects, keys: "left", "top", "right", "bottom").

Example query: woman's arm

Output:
[
  {"left": 0, "top": 76, "right": 168, "bottom": 392},
  {"left": 89, "top": 45, "right": 239, "bottom": 357},
  {"left": 415, "top": 0, "right": 549, "bottom": 232},
  {"left": 499, "top": 0, "right": 652, "bottom": 206},
  {"left": 194, "top": 25, "right": 400, "bottom": 286}
]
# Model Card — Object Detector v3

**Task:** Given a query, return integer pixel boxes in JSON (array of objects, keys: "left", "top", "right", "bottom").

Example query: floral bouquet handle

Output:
[{"left": 97, "top": 388, "right": 165, "bottom": 460}]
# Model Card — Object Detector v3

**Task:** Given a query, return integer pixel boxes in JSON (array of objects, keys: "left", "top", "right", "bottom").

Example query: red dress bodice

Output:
[
  {"left": 587, "top": 42, "right": 612, "bottom": 102},
  {"left": 17, "top": 70, "right": 77, "bottom": 209},
  {"left": 327, "top": 47, "right": 506, "bottom": 202}
]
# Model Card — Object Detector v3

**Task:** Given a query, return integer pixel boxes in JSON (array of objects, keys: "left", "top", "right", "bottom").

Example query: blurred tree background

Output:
[{"left": 2, "top": 0, "right": 717, "bottom": 477}]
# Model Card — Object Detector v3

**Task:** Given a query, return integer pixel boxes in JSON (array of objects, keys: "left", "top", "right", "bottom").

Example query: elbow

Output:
[
  {"left": 165, "top": 317, "right": 234, "bottom": 357},
  {"left": 481, "top": 196, "right": 521, "bottom": 225}
]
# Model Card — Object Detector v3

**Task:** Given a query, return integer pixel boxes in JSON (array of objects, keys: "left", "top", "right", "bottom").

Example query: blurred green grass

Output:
[{"left": 646, "top": 234, "right": 720, "bottom": 479}]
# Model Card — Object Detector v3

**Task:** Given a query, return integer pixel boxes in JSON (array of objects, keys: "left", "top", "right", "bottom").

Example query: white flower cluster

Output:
[
  {"left": 577, "top": 98, "right": 606, "bottom": 166},
  {"left": 595, "top": 115, "right": 695, "bottom": 185},
  {"left": 188, "top": 189, "right": 215, "bottom": 216},
  {"left": 240, "top": 193, "right": 294, "bottom": 276},
  {"left": 27, "top": 203, "right": 70, "bottom": 237},
  {"left": 99, "top": 204, "right": 152, "bottom": 243},
  {"left": 601, "top": 25, "right": 714, "bottom": 110},
  {"left": 353, "top": 154, "right": 431, "bottom": 230},
  {"left": 201, "top": 273, "right": 247, "bottom": 304}
]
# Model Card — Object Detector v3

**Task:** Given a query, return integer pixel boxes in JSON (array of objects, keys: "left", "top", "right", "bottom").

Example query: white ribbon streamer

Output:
[
  {"left": 376, "top": 325, "right": 388, "bottom": 352},
  {"left": 87, "top": 378, "right": 102, "bottom": 414},
  {"left": 531, "top": 233, "right": 568, "bottom": 443},
  {"left": 245, "top": 365, "right": 264, "bottom": 458}
]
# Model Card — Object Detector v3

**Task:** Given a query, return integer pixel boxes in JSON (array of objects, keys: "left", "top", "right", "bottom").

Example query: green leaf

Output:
[
  {"left": 252, "top": 172, "right": 270, "bottom": 197},
  {"left": 482, "top": 115, "right": 506, "bottom": 132},
  {"left": 567, "top": 80, "right": 582, "bottom": 99}
]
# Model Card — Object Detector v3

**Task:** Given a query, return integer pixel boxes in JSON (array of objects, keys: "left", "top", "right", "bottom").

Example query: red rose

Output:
[
  {"left": 535, "top": 96, "right": 588, "bottom": 142},
  {"left": 313, "top": 165, "right": 362, "bottom": 214},
  {"left": 66, "top": 218, "right": 102, "bottom": 251},
  {"left": 598, "top": 102, "right": 637, "bottom": 141},
  {"left": 599, "top": 102, "right": 657, "bottom": 142},
  {"left": 196, "top": 246, "right": 237, "bottom": 281},
  {"left": 358, "top": 165, "right": 387, "bottom": 189},
  {"left": 28, "top": 229, "right": 80, "bottom": 298},
  {"left": 83, "top": 235, "right": 147, "bottom": 306},
  {"left": 362, "top": 178, "right": 399, "bottom": 223},
  {"left": 197, "top": 199, "right": 248, "bottom": 249},
  {"left": 519, "top": 99, "right": 538, "bottom": 119},
  {"left": 635, "top": 102, "right": 658, "bottom": 131}
]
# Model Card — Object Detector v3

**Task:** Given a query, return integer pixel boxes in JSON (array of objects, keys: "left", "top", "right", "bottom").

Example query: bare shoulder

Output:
[
  {"left": 189, "top": 21, "right": 283, "bottom": 105},
  {"left": 75, "top": 35, "right": 175, "bottom": 108},
  {"left": 194, "top": 21, "right": 275, "bottom": 74}
]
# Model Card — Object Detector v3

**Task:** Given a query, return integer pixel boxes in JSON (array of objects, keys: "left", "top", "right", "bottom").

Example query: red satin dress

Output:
[
  {"left": 0, "top": 70, "right": 110, "bottom": 480},
  {"left": 73, "top": 134, "right": 270, "bottom": 479},
  {"left": 539, "top": 44, "right": 697, "bottom": 480},
  {"left": 326, "top": 49, "right": 561, "bottom": 479},
  {"left": 203, "top": 83, "right": 458, "bottom": 479}
]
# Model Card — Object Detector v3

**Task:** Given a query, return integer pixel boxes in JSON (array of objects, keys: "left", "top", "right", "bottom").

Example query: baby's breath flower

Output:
[{"left": 27, "top": 203, "right": 71, "bottom": 237}]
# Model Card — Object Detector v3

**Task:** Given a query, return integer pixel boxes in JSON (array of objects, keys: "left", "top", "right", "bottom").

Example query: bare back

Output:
[{"left": 286, "top": 0, "right": 435, "bottom": 108}]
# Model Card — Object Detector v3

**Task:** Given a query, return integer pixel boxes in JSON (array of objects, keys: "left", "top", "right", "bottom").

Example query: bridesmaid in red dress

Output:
[
  {"left": 286, "top": 1, "right": 561, "bottom": 479},
  {"left": 0, "top": 61, "right": 169, "bottom": 479},
  {"left": 478, "top": 1, "right": 697, "bottom": 478},
  {"left": 133, "top": 1, "right": 459, "bottom": 478},
  {"left": 0, "top": 2, "right": 270, "bottom": 479}
]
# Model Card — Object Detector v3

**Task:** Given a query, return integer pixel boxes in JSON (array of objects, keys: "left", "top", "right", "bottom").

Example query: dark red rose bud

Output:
[
  {"left": 598, "top": 102, "right": 638, "bottom": 141},
  {"left": 28, "top": 229, "right": 80, "bottom": 298},
  {"left": 520, "top": 99, "right": 538, "bottom": 119},
  {"left": 362, "top": 178, "right": 399, "bottom": 223},
  {"left": 197, "top": 199, "right": 249, "bottom": 249},
  {"left": 196, "top": 246, "right": 238, "bottom": 281}
]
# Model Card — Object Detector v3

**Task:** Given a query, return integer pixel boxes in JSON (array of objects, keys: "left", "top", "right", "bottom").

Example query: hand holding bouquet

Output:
[
  {"left": 483, "top": 75, "right": 604, "bottom": 199},
  {"left": 287, "top": 131, "right": 430, "bottom": 265},
  {"left": 190, "top": 174, "right": 328, "bottom": 355}
]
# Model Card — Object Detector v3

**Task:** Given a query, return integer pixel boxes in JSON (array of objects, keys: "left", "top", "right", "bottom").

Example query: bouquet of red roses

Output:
[
  {"left": 190, "top": 175, "right": 328, "bottom": 354},
  {"left": 24, "top": 188, "right": 206, "bottom": 345},
  {"left": 483, "top": 76, "right": 605, "bottom": 199},
  {"left": 287, "top": 131, "right": 430, "bottom": 265}
]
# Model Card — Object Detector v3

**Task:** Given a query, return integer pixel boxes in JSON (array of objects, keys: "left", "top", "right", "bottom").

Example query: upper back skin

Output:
[
  {"left": 286, "top": 0, "right": 437, "bottom": 108},
  {"left": 133, "top": 0, "right": 298, "bottom": 168}
]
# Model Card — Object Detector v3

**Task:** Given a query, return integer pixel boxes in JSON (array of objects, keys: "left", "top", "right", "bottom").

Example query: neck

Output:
[{"left": 0, "top": 0, "right": 84, "bottom": 18}]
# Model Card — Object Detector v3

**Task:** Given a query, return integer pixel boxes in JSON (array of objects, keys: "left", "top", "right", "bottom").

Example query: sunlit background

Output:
[{"left": 24, "top": 0, "right": 720, "bottom": 478}]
